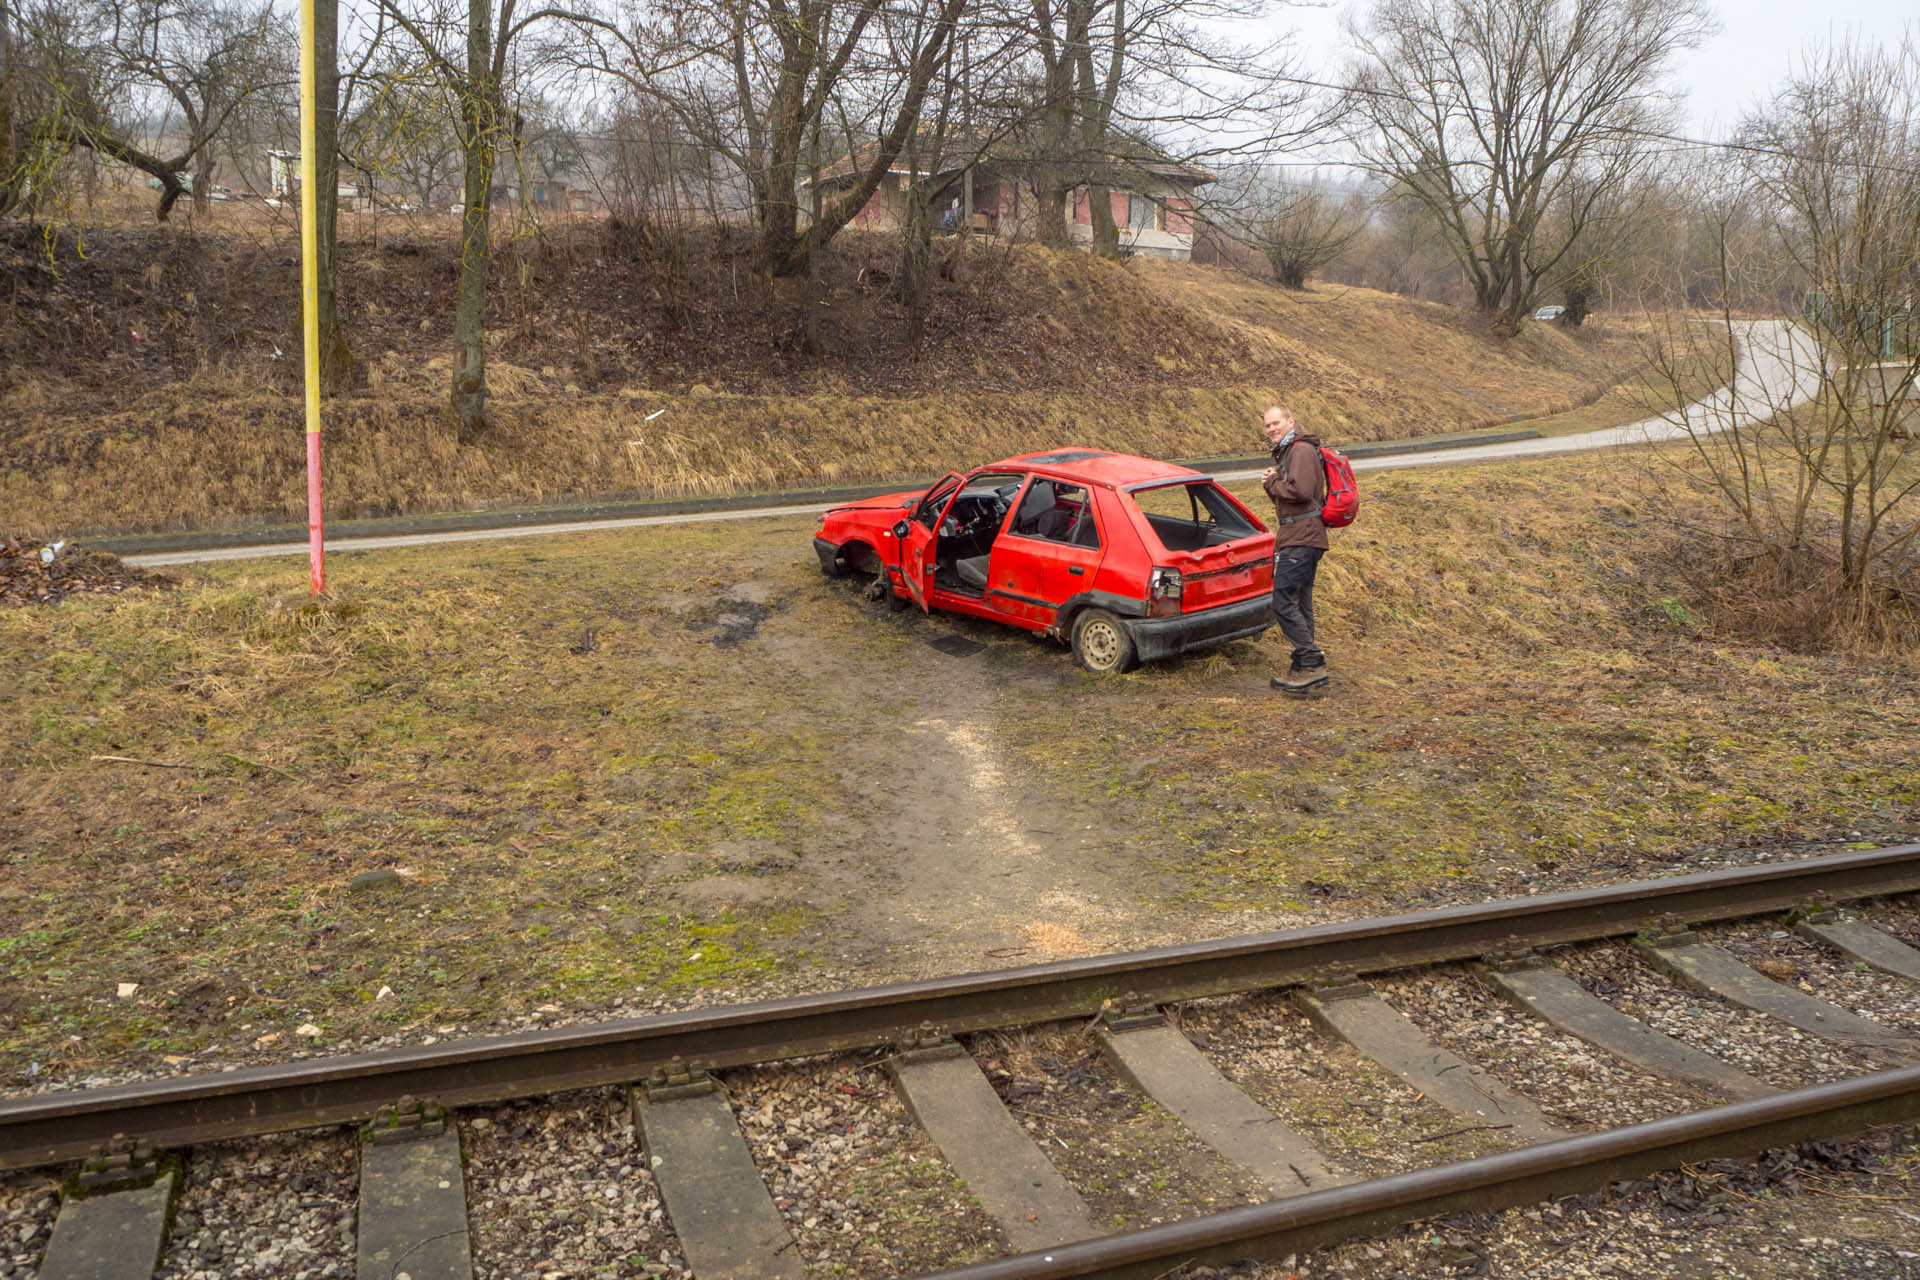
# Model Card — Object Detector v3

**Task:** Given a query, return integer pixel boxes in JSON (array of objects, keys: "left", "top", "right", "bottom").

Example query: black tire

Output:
[{"left": 1070, "top": 607, "right": 1138, "bottom": 674}]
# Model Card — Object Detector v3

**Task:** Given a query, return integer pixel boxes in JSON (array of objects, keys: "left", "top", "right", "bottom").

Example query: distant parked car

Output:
[
  {"left": 1533, "top": 305, "right": 1565, "bottom": 322},
  {"left": 813, "top": 449, "right": 1277, "bottom": 672}
]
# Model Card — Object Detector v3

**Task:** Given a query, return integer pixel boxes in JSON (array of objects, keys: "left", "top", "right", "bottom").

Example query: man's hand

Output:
[{"left": 1262, "top": 467, "right": 1277, "bottom": 483}]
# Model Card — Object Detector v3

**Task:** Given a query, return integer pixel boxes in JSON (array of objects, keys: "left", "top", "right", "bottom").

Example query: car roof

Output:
[{"left": 985, "top": 448, "right": 1202, "bottom": 487}]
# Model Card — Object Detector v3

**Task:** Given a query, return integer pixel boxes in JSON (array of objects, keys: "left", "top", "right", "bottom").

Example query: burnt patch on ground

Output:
[{"left": 683, "top": 590, "right": 778, "bottom": 648}]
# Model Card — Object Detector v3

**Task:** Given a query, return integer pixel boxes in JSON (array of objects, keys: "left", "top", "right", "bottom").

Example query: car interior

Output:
[
  {"left": 929, "top": 474, "right": 1023, "bottom": 594},
  {"left": 1131, "top": 481, "right": 1258, "bottom": 552},
  {"left": 1009, "top": 480, "right": 1099, "bottom": 547}
]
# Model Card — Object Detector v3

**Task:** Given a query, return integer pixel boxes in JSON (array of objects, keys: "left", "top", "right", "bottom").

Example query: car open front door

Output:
[{"left": 898, "top": 472, "right": 963, "bottom": 612}]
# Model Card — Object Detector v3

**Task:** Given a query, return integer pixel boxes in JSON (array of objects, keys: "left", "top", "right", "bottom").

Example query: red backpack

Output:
[{"left": 1318, "top": 446, "right": 1360, "bottom": 528}]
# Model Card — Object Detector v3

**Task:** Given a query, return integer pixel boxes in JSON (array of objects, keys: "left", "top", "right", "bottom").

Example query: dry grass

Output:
[
  {"left": 2, "top": 218, "right": 1650, "bottom": 536},
  {"left": 1002, "top": 451, "right": 1920, "bottom": 905},
  {"left": 2, "top": 444, "right": 1916, "bottom": 1080},
  {"left": 1629, "top": 437, "right": 1920, "bottom": 654}
]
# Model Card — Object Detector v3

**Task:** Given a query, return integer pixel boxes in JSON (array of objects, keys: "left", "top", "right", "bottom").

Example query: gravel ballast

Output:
[
  {"left": 1557, "top": 942, "right": 1883, "bottom": 1090},
  {"left": 464, "top": 1088, "right": 686, "bottom": 1280},
  {"left": 1373, "top": 968, "right": 1699, "bottom": 1130},
  {"left": 728, "top": 1055, "right": 1004, "bottom": 1274},
  {"left": 1710, "top": 919, "right": 1920, "bottom": 1039},
  {"left": 0, "top": 1172, "right": 59, "bottom": 1280},
  {"left": 154, "top": 1131, "right": 356, "bottom": 1280},
  {"left": 1173, "top": 990, "right": 1509, "bottom": 1175},
  {"left": 975, "top": 1025, "right": 1273, "bottom": 1230}
]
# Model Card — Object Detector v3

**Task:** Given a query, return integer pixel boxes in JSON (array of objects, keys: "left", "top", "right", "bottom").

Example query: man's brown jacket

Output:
[{"left": 1262, "top": 433, "right": 1329, "bottom": 551}]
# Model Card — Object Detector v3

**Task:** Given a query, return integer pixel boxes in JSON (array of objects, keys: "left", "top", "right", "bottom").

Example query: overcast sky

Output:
[{"left": 1274, "top": 1, "right": 1915, "bottom": 138}]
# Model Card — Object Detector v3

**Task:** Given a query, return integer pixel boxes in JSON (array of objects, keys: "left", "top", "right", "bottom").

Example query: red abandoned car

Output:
[{"left": 813, "top": 448, "right": 1276, "bottom": 672}]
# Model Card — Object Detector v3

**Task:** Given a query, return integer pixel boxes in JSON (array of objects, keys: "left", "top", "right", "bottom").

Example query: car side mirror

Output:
[{"left": 892, "top": 520, "right": 910, "bottom": 539}]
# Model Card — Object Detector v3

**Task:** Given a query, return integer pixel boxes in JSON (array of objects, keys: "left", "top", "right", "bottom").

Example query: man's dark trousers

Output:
[{"left": 1271, "top": 546, "right": 1325, "bottom": 670}]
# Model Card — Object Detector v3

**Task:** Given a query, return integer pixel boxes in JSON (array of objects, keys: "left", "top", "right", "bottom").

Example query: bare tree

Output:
[
  {"left": 111, "top": 0, "right": 287, "bottom": 212},
  {"left": 341, "top": 69, "right": 467, "bottom": 209},
  {"left": 377, "top": 0, "right": 572, "bottom": 439},
  {"left": 1344, "top": 0, "right": 1714, "bottom": 332},
  {"left": 0, "top": 0, "right": 44, "bottom": 215},
  {"left": 565, "top": 0, "right": 967, "bottom": 277},
  {"left": 2, "top": 0, "right": 289, "bottom": 219},
  {"left": 1013, "top": 0, "right": 1314, "bottom": 257},
  {"left": 1, "top": 0, "right": 19, "bottom": 209},
  {"left": 585, "top": 95, "right": 737, "bottom": 223},
  {"left": 1650, "top": 38, "right": 1920, "bottom": 645},
  {"left": 1246, "top": 175, "right": 1368, "bottom": 289}
]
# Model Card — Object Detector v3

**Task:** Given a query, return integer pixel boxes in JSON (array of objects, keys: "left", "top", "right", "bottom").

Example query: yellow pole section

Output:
[{"left": 299, "top": 0, "right": 326, "bottom": 593}]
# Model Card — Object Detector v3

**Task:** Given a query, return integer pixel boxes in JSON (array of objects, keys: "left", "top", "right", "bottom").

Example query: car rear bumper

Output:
[{"left": 1123, "top": 595, "right": 1273, "bottom": 663}]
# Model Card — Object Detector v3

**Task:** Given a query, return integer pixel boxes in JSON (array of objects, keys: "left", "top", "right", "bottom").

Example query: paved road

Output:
[
  {"left": 127, "top": 321, "right": 1818, "bottom": 570},
  {"left": 1218, "top": 320, "right": 1821, "bottom": 484}
]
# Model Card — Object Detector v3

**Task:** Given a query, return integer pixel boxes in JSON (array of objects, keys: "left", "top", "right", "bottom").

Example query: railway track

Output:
[{"left": 6, "top": 843, "right": 1920, "bottom": 1279}]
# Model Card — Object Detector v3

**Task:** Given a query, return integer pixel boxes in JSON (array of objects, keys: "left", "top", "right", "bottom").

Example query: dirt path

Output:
[
  {"left": 781, "top": 602, "right": 1185, "bottom": 976},
  {"left": 876, "top": 708, "right": 1136, "bottom": 967}
]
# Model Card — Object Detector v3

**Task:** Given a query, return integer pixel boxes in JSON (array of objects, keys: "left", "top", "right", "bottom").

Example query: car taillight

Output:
[{"left": 1148, "top": 566, "right": 1183, "bottom": 617}]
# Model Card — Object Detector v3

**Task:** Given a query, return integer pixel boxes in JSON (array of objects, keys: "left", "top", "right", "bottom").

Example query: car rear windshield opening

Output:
[{"left": 1131, "top": 481, "right": 1258, "bottom": 551}]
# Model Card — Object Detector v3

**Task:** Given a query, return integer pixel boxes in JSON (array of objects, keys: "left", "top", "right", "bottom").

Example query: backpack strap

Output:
[{"left": 1273, "top": 438, "right": 1327, "bottom": 517}]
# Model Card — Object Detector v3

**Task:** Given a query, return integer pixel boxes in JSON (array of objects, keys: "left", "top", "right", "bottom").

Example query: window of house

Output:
[{"left": 1128, "top": 195, "right": 1159, "bottom": 231}]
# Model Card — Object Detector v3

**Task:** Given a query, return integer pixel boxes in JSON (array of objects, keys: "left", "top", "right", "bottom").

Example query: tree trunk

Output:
[
  {"left": 898, "top": 179, "right": 934, "bottom": 356},
  {"left": 1034, "top": 99, "right": 1073, "bottom": 249},
  {"left": 1035, "top": 178, "right": 1068, "bottom": 248},
  {"left": 192, "top": 153, "right": 213, "bottom": 214},
  {"left": 314, "top": 0, "right": 354, "bottom": 393},
  {"left": 1271, "top": 256, "right": 1306, "bottom": 290},
  {"left": 0, "top": 20, "right": 18, "bottom": 219},
  {"left": 450, "top": 0, "right": 496, "bottom": 444},
  {"left": 1088, "top": 181, "right": 1119, "bottom": 258},
  {"left": 750, "top": 64, "right": 806, "bottom": 276}
]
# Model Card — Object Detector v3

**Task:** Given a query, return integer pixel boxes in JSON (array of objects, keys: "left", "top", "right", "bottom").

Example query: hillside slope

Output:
[{"left": 2, "top": 220, "right": 1648, "bottom": 535}]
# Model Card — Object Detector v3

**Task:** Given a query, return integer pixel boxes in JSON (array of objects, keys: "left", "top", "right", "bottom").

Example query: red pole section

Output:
[{"left": 307, "top": 430, "right": 325, "bottom": 593}]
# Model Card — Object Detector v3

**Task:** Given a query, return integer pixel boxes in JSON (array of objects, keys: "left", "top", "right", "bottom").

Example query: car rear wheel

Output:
[{"left": 1071, "top": 608, "right": 1138, "bottom": 674}]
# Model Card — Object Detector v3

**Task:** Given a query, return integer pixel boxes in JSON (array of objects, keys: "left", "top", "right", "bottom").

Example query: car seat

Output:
[
  {"left": 1015, "top": 480, "right": 1057, "bottom": 534},
  {"left": 1034, "top": 506, "right": 1073, "bottom": 540},
  {"left": 955, "top": 555, "right": 991, "bottom": 588}
]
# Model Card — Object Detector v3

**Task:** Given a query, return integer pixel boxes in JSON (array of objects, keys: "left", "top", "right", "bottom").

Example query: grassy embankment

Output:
[
  {"left": 3, "top": 445, "right": 1915, "bottom": 1081},
  {"left": 2, "top": 218, "right": 1654, "bottom": 536}
]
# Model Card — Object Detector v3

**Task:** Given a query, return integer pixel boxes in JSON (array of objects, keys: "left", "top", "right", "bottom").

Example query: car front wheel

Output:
[{"left": 1071, "top": 608, "right": 1138, "bottom": 674}]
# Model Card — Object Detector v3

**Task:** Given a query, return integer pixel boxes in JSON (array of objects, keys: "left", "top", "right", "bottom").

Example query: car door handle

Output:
[{"left": 1069, "top": 566, "right": 1084, "bottom": 576}]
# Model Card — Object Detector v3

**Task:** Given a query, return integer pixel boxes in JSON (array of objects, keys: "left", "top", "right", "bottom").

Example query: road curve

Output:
[
  {"left": 127, "top": 321, "right": 1818, "bottom": 569},
  {"left": 1219, "top": 320, "right": 1821, "bottom": 484}
]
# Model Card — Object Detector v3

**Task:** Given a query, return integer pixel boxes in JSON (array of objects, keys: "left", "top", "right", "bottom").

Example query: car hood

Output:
[{"left": 824, "top": 489, "right": 924, "bottom": 516}]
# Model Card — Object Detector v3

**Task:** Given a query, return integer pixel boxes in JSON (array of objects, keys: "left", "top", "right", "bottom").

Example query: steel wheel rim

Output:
[{"left": 1082, "top": 620, "right": 1121, "bottom": 670}]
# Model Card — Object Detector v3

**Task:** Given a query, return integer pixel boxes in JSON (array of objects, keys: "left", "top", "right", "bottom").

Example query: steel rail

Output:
[
  {"left": 3, "top": 843, "right": 1917, "bottom": 1171},
  {"left": 913, "top": 1065, "right": 1920, "bottom": 1280}
]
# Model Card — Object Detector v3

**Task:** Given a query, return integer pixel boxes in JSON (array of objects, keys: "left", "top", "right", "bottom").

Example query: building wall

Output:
[
  {"left": 1070, "top": 181, "right": 1197, "bottom": 260},
  {"left": 827, "top": 171, "right": 1198, "bottom": 260}
]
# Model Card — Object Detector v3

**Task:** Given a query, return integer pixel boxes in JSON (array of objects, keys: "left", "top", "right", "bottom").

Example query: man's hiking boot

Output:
[{"left": 1271, "top": 665, "right": 1330, "bottom": 695}]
